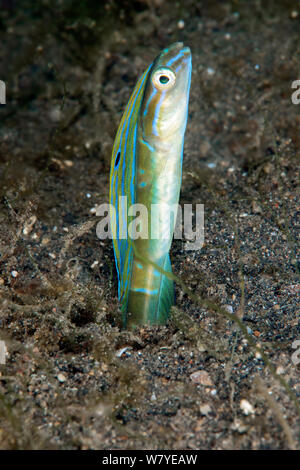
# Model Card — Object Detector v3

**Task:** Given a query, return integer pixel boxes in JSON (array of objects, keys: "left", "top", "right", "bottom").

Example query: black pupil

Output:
[
  {"left": 115, "top": 151, "right": 121, "bottom": 167},
  {"left": 159, "top": 75, "right": 169, "bottom": 84}
]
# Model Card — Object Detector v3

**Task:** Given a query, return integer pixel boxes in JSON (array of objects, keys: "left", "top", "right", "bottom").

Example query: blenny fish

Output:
[{"left": 109, "top": 42, "right": 191, "bottom": 328}]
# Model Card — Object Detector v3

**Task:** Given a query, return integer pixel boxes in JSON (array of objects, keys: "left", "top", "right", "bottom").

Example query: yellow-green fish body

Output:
[{"left": 109, "top": 43, "right": 192, "bottom": 327}]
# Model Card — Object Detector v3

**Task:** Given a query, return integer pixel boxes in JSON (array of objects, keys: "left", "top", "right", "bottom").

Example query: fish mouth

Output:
[{"left": 181, "top": 46, "right": 191, "bottom": 55}]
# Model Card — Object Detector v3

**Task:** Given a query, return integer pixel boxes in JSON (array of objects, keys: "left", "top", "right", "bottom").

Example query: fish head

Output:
[{"left": 140, "top": 42, "right": 192, "bottom": 144}]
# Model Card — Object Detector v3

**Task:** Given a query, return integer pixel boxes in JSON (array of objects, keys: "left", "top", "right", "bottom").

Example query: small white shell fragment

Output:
[
  {"left": 11, "top": 270, "right": 18, "bottom": 278},
  {"left": 41, "top": 236, "right": 50, "bottom": 246},
  {"left": 199, "top": 404, "right": 212, "bottom": 416},
  {"left": 207, "top": 67, "right": 215, "bottom": 76},
  {"left": 50, "top": 106, "right": 61, "bottom": 122},
  {"left": 240, "top": 398, "right": 255, "bottom": 415},
  {"left": 177, "top": 19, "right": 185, "bottom": 29},
  {"left": 276, "top": 366, "right": 285, "bottom": 375},
  {"left": 231, "top": 418, "right": 248, "bottom": 433},
  {"left": 190, "top": 370, "right": 213, "bottom": 386},
  {"left": 91, "top": 260, "right": 99, "bottom": 269},
  {"left": 94, "top": 403, "right": 110, "bottom": 417},
  {"left": 224, "top": 305, "right": 233, "bottom": 314},
  {"left": 0, "top": 340, "right": 8, "bottom": 364}
]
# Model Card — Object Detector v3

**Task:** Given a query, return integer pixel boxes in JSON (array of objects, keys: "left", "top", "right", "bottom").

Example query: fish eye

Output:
[
  {"left": 159, "top": 75, "right": 169, "bottom": 84},
  {"left": 153, "top": 68, "right": 176, "bottom": 89}
]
